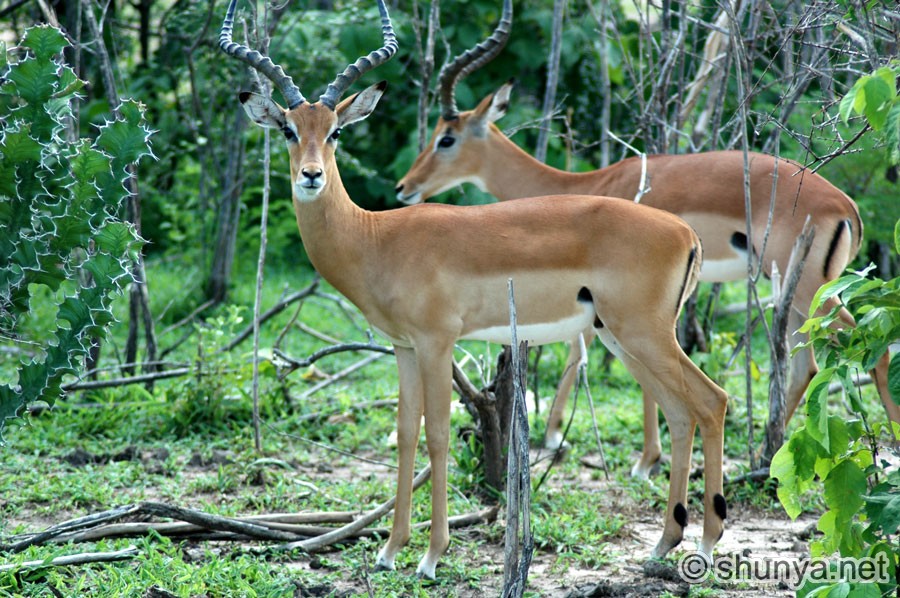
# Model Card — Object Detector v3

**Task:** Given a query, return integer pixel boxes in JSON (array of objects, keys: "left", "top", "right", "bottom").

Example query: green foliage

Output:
[
  {"left": 840, "top": 62, "right": 900, "bottom": 165},
  {"left": 771, "top": 220, "right": 900, "bottom": 595},
  {"left": 0, "top": 26, "right": 151, "bottom": 435}
]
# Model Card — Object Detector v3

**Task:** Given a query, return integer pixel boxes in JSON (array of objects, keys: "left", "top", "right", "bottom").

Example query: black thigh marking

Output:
[
  {"left": 730, "top": 231, "right": 748, "bottom": 252},
  {"left": 579, "top": 287, "right": 603, "bottom": 328},
  {"left": 824, "top": 219, "right": 849, "bottom": 279},
  {"left": 673, "top": 502, "right": 688, "bottom": 528},
  {"left": 674, "top": 247, "right": 698, "bottom": 317},
  {"left": 714, "top": 493, "right": 727, "bottom": 520}
]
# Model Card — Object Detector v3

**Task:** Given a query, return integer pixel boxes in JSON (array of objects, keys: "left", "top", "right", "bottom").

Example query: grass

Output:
[{"left": 0, "top": 257, "right": 890, "bottom": 596}]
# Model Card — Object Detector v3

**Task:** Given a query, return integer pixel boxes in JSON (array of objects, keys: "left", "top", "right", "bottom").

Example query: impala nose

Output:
[
  {"left": 395, "top": 183, "right": 404, "bottom": 194},
  {"left": 302, "top": 168, "right": 323, "bottom": 182}
]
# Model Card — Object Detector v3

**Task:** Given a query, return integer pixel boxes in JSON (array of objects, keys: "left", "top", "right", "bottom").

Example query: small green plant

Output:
[
  {"left": 770, "top": 220, "right": 900, "bottom": 596},
  {"left": 0, "top": 26, "right": 151, "bottom": 436},
  {"left": 164, "top": 305, "right": 255, "bottom": 435},
  {"left": 839, "top": 61, "right": 900, "bottom": 165}
]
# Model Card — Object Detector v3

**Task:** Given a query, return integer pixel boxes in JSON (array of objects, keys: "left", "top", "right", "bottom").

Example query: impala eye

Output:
[
  {"left": 437, "top": 135, "right": 455, "bottom": 149},
  {"left": 282, "top": 127, "right": 297, "bottom": 142},
  {"left": 329, "top": 128, "right": 342, "bottom": 141}
]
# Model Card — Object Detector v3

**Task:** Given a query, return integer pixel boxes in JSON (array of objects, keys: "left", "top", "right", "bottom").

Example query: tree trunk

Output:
[{"left": 205, "top": 109, "right": 247, "bottom": 304}]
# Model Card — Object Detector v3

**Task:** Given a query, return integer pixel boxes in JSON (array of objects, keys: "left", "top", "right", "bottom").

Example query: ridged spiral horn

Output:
[
  {"left": 219, "top": 0, "right": 306, "bottom": 109},
  {"left": 318, "top": 0, "right": 398, "bottom": 110},
  {"left": 438, "top": 0, "right": 512, "bottom": 120}
]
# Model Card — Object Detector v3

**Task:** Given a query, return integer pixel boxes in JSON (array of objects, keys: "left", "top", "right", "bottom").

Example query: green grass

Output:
[{"left": 1, "top": 258, "right": 890, "bottom": 596}]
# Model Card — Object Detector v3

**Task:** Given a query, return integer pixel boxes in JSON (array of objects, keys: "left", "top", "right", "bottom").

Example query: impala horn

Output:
[
  {"left": 438, "top": 0, "right": 512, "bottom": 121},
  {"left": 319, "top": 0, "right": 398, "bottom": 110},
  {"left": 220, "top": 0, "right": 397, "bottom": 111},
  {"left": 219, "top": 0, "right": 305, "bottom": 109}
]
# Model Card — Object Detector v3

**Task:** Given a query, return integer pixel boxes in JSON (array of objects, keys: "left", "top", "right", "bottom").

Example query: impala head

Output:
[
  {"left": 396, "top": 82, "right": 512, "bottom": 204},
  {"left": 395, "top": 0, "right": 512, "bottom": 205},
  {"left": 219, "top": 0, "right": 397, "bottom": 202}
]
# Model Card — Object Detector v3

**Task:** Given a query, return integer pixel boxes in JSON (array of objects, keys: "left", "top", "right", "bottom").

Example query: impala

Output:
[
  {"left": 221, "top": 0, "right": 728, "bottom": 579},
  {"left": 395, "top": 3, "right": 900, "bottom": 466}
]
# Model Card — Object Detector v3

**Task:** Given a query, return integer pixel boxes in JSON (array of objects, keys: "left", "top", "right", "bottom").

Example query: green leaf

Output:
[
  {"left": 805, "top": 368, "right": 835, "bottom": 451},
  {"left": 770, "top": 430, "right": 819, "bottom": 520},
  {"left": 6, "top": 51, "right": 61, "bottom": 107},
  {"left": 96, "top": 103, "right": 154, "bottom": 170},
  {"left": 873, "top": 66, "right": 898, "bottom": 98},
  {"left": 888, "top": 102, "right": 900, "bottom": 166},
  {"left": 866, "top": 493, "right": 900, "bottom": 536},
  {"left": 840, "top": 83, "right": 860, "bottom": 124},
  {"left": 20, "top": 25, "right": 68, "bottom": 61},
  {"left": 824, "top": 460, "right": 866, "bottom": 525},
  {"left": 1, "top": 127, "right": 43, "bottom": 164},
  {"left": 810, "top": 272, "right": 871, "bottom": 316},
  {"left": 895, "top": 220, "right": 900, "bottom": 257},
  {"left": 94, "top": 222, "right": 140, "bottom": 256},
  {"left": 861, "top": 76, "right": 893, "bottom": 130},
  {"left": 890, "top": 353, "right": 900, "bottom": 405}
]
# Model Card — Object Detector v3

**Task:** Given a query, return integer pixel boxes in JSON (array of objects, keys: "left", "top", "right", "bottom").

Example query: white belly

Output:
[
  {"left": 461, "top": 302, "right": 594, "bottom": 346},
  {"left": 699, "top": 256, "right": 748, "bottom": 282}
]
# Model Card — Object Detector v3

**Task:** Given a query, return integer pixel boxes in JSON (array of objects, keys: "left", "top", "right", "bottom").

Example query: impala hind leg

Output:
[
  {"left": 544, "top": 328, "right": 596, "bottom": 450},
  {"left": 376, "top": 346, "right": 424, "bottom": 572},
  {"left": 415, "top": 341, "right": 455, "bottom": 580},
  {"left": 785, "top": 299, "right": 900, "bottom": 423},
  {"left": 832, "top": 305, "right": 900, "bottom": 425},
  {"left": 603, "top": 328, "right": 727, "bottom": 559},
  {"left": 544, "top": 331, "right": 663, "bottom": 476}
]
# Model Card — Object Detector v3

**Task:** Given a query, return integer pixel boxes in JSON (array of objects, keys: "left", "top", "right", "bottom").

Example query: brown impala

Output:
[
  {"left": 221, "top": 0, "right": 728, "bottom": 579},
  {"left": 396, "top": 0, "right": 899, "bottom": 474}
]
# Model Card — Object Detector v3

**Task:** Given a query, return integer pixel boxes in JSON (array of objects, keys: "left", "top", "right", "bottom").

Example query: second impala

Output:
[{"left": 395, "top": 12, "right": 899, "bottom": 463}]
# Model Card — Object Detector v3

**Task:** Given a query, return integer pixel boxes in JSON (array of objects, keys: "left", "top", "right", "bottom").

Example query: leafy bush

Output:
[
  {"left": 771, "top": 220, "right": 900, "bottom": 596},
  {"left": 0, "top": 26, "right": 151, "bottom": 435}
]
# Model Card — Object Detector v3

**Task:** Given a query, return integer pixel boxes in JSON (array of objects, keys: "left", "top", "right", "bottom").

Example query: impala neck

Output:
[
  {"left": 482, "top": 126, "right": 608, "bottom": 200},
  {"left": 291, "top": 163, "right": 373, "bottom": 306}
]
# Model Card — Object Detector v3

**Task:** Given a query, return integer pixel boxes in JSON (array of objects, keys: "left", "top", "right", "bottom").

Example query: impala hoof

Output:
[
  {"left": 415, "top": 557, "right": 437, "bottom": 580},
  {"left": 374, "top": 548, "right": 396, "bottom": 572},
  {"left": 544, "top": 430, "right": 569, "bottom": 451},
  {"left": 630, "top": 455, "right": 662, "bottom": 480}
]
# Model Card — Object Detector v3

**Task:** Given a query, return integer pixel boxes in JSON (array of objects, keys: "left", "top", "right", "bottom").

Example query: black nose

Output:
[
  {"left": 302, "top": 169, "right": 322, "bottom": 180},
  {"left": 395, "top": 184, "right": 404, "bottom": 193}
]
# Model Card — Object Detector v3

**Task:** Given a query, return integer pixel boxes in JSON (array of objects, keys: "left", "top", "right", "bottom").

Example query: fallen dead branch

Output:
[
  {"left": 0, "top": 546, "right": 139, "bottom": 572},
  {"left": 1, "top": 470, "right": 498, "bottom": 555}
]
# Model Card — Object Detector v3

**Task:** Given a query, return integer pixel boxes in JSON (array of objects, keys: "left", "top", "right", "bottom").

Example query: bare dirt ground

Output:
[
  {"left": 6, "top": 445, "right": 810, "bottom": 597},
  {"left": 285, "top": 451, "right": 813, "bottom": 597}
]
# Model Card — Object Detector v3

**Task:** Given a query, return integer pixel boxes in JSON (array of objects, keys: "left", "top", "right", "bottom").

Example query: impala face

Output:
[
  {"left": 396, "top": 84, "right": 511, "bottom": 205},
  {"left": 238, "top": 86, "right": 386, "bottom": 203}
]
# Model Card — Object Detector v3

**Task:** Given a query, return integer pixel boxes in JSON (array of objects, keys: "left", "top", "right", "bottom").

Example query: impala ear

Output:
[
  {"left": 337, "top": 81, "right": 387, "bottom": 128},
  {"left": 470, "top": 79, "right": 513, "bottom": 136},
  {"left": 239, "top": 92, "right": 287, "bottom": 130}
]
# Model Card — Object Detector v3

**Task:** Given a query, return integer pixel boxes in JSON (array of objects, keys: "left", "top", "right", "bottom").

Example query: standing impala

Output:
[
  {"left": 221, "top": 0, "right": 729, "bottom": 579},
  {"left": 395, "top": 3, "right": 900, "bottom": 464}
]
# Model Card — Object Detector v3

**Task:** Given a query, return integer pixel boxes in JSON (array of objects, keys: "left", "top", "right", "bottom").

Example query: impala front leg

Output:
[
  {"left": 376, "top": 346, "right": 423, "bottom": 572},
  {"left": 415, "top": 341, "right": 454, "bottom": 580}
]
